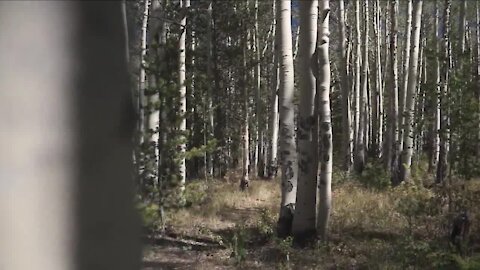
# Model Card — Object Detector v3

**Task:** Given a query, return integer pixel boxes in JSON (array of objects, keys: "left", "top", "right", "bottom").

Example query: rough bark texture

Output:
[
  {"left": 0, "top": 2, "right": 140, "bottom": 269},
  {"left": 292, "top": 0, "right": 319, "bottom": 244}
]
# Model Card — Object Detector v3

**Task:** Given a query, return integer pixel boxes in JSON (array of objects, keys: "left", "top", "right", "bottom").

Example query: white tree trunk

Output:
[
  {"left": 316, "top": 0, "right": 332, "bottom": 241},
  {"left": 399, "top": 0, "right": 422, "bottom": 182},
  {"left": 178, "top": 0, "right": 189, "bottom": 202},
  {"left": 372, "top": 0, "right": 383, "bottom": 158},
  {"left": 387, "top": 0, "right": 400, "bottom": 181},
  {"left": 292, "top": 0, "right": 318, "bottom": 242},
  {"left": 146, "top": 0, "right": 162, "bottom": 182},
  {"left": 338, "top": 0, "right": 353, "bottom": 171},
  {"left": 399, "top": 0, "right": 412, "bottom": 152},
  {"left": 254, "top": 0, "right": 264, "bottom": 178},
  {"left": 138, "top": 0, "right": 150, "bottom": 142},
  {"left": 354, "top": 0, "right": 368, "bottom": 173},
  {"left": 436, "top": 0, "right": 451, "bottom": 184},
  {"left": 0, "top": 2, "right": 140, "bottom": 269},
  {"left": 276, "top": 0, "right": 298, "bottom": 238},
  {"left": 206, "top": 1, "right": 214, "bottom": 177},
  {"left": 429, "top": 0, "right": 441, "bottom": 172},
  {"left": 269, "top": 0, "right": 280, "bottom": 178},
  {"left": 240, "top": 15, "right": 250, "bottom": 190},
  {"left": 353, "top": 0, "right": 361, "bottom": 163}
]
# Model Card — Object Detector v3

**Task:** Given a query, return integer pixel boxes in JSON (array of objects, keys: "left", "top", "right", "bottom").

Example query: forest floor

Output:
[{"left": 141, "top": 168, "right": 480, "bottom": 269}]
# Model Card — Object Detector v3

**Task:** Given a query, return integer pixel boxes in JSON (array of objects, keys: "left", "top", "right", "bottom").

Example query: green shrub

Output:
[{"left": 357, "top": 162, "right": 391, "bottom": 190}]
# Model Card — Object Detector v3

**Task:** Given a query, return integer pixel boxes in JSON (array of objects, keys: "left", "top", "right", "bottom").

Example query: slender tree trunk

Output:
[
  {"left": 429, "top": 0, "right": 441, "bottom": 172},
  {"left": 206, "top": 1, "right": 214, "bottom": 177},
  {"left": 353, "top": 0, "right": 361, "bottom": 164},
  {"left": 477, "top": 0, "right": 480, "bottom": 159},
  {"left": 292, "top": 0, "right": 319, "bottom": 243},
  {"left": 139, "top": 0, "right": 150, "bottom": 143},
  {"left": 178, "top": 0, "right": 189, "bottom": 203},
  {"left": 354, "top": 0, "right": 368, "bottom": 173},
  {"left": 240, "top": 16, "right": 250, "bottom": 190},
  {"left": 269, "top": 0, "right": 280, "bottom": 178},
  {"left": 276, "top": 0, "right": 298, "bottom": 238},
  {"left": 436, "top": 0, "right": 451, "bottom": 184},
  {"left": 399, "top": 0, "right": 413, "bottom": 152},
  {"left": 387, "top": 0, "right": 400, "bottom": 182},
  {"left": 399, "top": 0, "right": 422, "bottom": 182},
  {"left": 371, "top": 0, "right": 383, "bottom": 158},
  {"left": 293, "top": 25, "right": 300, "bottom": 61},
  {"left": 459, "top": 0, "right": 466, "bottom": 55},
  {"left": 317, "top": 0, "right": 332, "bottom": 241},
  {"left": 254, "top": 0, "right": 265, "bottom": 178},
  {"left": 338, "top": 0, "right": 353, "bottom": 171},
  {"left": 0, "top": 2, "right": 141, "bottom": 269}
]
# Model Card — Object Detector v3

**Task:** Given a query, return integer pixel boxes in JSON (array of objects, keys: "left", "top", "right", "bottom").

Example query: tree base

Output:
[{"left": 276, "top": 204, "right": 295, "bottom": 238}]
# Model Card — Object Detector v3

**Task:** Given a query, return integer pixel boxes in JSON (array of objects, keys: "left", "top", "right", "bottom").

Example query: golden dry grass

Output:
[{"left": 143, "top": 173, "right": 480, "bottom": 269}]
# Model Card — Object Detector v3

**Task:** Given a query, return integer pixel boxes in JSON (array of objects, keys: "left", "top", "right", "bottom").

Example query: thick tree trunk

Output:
[
  {"left": 292, "top": 0, "right": 319, "bottom": 243},
  {"left": 316, "top": 0, "right": 332, "bottom": 241},
  {"left": 338, "top": 0, "right": 353, "bottom": 172},
  {"left": 276, "top": 0, "right": 298, "bottom": 238},
  {"left": 0, "top": 2, "right": 140, "bottom": 269}
]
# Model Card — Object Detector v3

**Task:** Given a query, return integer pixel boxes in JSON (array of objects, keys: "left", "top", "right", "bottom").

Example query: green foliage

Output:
[
  {"left": 395, "top": 181, "right": 438, "bottom": 233},
  {"left": 136, "top": 201, "right": 163, "bottom": 231},
  {"left": 357, "top": 162, "right": 391, "bottom": 190},
  {"left": 228, "top": 224, "right": 248, "bottom": 266},
  {"left": 183, "top": 181, "right": 208, "bottom": 207},
  {"left": 275, "top": 236, "right": 293, "bottom": 265},
  {"left": 256, "top": 207, "right": 275, "bottom": 240}
]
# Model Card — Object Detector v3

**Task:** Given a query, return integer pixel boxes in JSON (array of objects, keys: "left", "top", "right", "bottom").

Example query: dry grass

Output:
[{"left": 143, "top": 173, "right": 480, "bottom": 269}]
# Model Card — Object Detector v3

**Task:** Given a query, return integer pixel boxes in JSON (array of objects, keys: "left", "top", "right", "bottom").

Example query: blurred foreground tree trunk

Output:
[{"left": 0, "top": 1, "right": 140, "bottom": 270}]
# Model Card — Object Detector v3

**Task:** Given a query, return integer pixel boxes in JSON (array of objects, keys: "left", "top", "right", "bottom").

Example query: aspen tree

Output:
[
  {"left": 399, "top": 0, "right": 423, "bottom": 182},
  {"left": 276, "top": 0, "right": 298, "bottom": 238},
  {"left": 338, "top": 0, "right": 353, "bottom": 171},
  {"left": 316, "top": 0, "right": 332, "bottom": 241},
  {"left": 292, "top": 0, "right": 319, "bottom": 243}
]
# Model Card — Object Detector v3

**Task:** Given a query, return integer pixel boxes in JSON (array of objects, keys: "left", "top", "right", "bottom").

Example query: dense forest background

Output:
[
  {"left": 4, "top": 0, "right": 480, "bottom": 269},
  {"left": 123, "top": 0, "right": 480, "bottom": 268}
]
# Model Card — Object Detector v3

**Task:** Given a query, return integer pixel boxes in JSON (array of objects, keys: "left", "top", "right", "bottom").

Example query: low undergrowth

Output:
[{"left": 141, "top": 168, "right": 480, "bottom": 269}]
